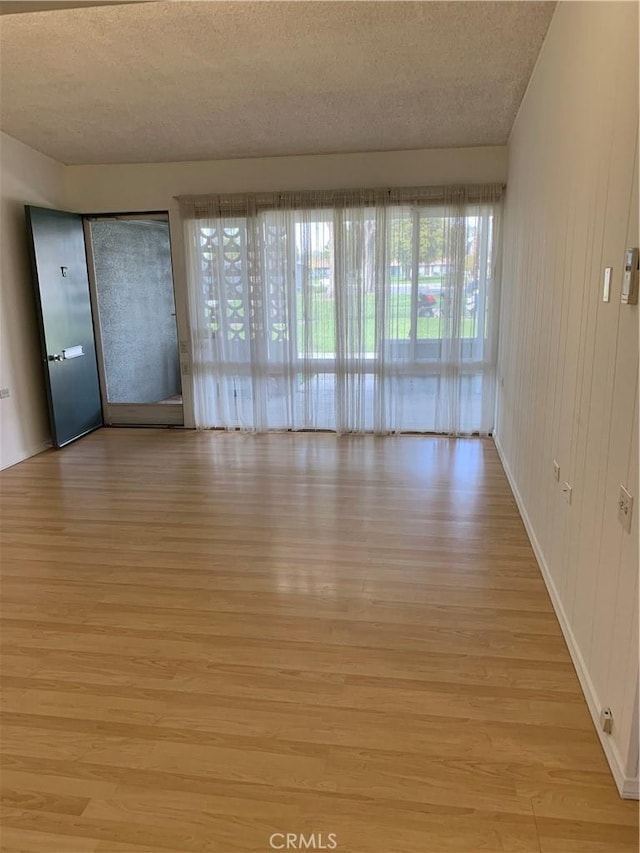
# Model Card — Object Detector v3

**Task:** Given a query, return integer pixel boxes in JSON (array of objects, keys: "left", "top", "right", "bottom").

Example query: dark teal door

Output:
[{"left": 26, "top": 206, "right": 103, "bottom": 447}]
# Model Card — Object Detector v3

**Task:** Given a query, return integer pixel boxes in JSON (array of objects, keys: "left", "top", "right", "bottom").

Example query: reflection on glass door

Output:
[{"left": 86, "top": 214, "right": 183, "bottom": 425}]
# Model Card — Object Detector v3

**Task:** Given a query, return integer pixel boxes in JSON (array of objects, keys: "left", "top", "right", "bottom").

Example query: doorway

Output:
[{"left": 84, "top": 214, "right": 184, "bottom": 426}]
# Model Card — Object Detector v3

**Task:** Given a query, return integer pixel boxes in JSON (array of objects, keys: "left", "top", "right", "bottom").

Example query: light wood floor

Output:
[{"left": 0, "top": 429, "right": 637, "bottom": 853}]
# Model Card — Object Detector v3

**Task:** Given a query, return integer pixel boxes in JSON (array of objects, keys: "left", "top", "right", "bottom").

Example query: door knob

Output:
[{"left": 48, "top": 354, "right": 63, "bottom": 362}]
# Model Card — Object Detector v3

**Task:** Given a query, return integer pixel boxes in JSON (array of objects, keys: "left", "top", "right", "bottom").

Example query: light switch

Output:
[
  {"left": 603, "top": 267, "right": 612, "bottom": 302},
  {"left": 622, "top": 248, "right": 639, "bottom": 305}
]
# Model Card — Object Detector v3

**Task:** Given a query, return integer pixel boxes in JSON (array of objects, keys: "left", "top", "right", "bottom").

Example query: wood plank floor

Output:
[{"left": 0, "top": 429, "right": 637, "bottom": 853}]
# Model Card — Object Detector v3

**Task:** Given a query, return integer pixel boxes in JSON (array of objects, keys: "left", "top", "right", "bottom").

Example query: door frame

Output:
[{"left": 83, "top": 211, "right": 186, "bottom": 427}]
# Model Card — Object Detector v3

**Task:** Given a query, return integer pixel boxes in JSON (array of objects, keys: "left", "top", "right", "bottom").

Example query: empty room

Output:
[{"left": 0, "top": 1, "right": 638, "bottom": 851}]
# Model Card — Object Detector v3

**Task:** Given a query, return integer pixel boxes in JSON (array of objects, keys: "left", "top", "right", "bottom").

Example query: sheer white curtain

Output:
[{"left": 179, "top": 185, "right": 502, "bottom": 435}]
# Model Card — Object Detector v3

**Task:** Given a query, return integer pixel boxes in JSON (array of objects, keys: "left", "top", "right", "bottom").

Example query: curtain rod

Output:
[{"left": 175, "top": 182, "right": 506, "bottom": 206}]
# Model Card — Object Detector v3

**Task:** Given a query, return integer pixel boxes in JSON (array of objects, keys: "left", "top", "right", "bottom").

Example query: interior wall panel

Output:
[{"left": 495, "top": 1, "right": 639, "bottom": 796}]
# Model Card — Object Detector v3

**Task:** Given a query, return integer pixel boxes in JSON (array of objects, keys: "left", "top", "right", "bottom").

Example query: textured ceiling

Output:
[{"left": 0, "top": 1, "right": 555, "bottom": 165}]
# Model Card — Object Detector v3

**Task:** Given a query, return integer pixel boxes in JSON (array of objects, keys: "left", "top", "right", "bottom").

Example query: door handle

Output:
[
  {"left": 48, "top": 345, "right": 84, "bottom": 362},
  {"left": 63, "top": 345, "right": 84, "bottom": 359}
]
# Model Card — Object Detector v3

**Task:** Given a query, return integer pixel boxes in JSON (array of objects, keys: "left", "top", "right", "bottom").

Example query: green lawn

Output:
[
  {"left": 295, "top": 292, "right": 476, "bottom": 353},
  {"left": 212, "top": 290, "right": 477, "bottom": 352}
]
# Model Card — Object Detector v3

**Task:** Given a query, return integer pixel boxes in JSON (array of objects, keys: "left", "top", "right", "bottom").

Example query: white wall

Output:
[
  {"left": 64, "top": 146, "right": 507, "bottom": 212},
  {"left": 0, "top": 133, "right": 65, "bottom": 469},
  {"left": 495, "top": 1, "right": 639, "bottom": 797}
]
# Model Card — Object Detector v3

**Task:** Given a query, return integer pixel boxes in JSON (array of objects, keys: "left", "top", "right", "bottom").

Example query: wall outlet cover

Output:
[{"left": 600, "top": 707, "right": 613, "bottom": 734}]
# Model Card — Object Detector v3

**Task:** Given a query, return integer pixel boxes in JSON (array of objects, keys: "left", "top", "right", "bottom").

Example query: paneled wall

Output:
[{"left": 495, "top": 1, "right": 639, "bottom": 795}]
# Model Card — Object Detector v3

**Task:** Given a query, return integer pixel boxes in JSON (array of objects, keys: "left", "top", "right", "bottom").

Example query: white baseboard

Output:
[
  {"left": 0, "top": 438, "right": 52, "bottom": 471},
  {"left": 493, "top": 433, "right": 639, "bottom": 800}
]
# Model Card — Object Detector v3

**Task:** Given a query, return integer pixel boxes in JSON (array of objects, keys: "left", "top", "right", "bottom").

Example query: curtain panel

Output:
[{"left": 179, "top": 184, "right": 503, "bottom": 435}]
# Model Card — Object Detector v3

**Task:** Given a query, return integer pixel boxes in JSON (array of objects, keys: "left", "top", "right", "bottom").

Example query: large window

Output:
[{"left": 181, "top": 185, "right": 502, "bottom": 434}]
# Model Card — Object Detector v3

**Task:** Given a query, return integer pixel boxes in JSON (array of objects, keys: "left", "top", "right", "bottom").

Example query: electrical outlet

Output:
[
  {"left": 553, "top": 460, "right": 560, "bottom": 482},
  {"left": 0, "top": 388, "right": 10, "bottom": 399},
  {"left": 600, "top": 707, "right": 613, "bottom": 734},
  {"left": 561, "top": 482, "right": 572, "bottom": 505},
  {"left": 618, "top": 485, "right": 633, "bottom": 533}
]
